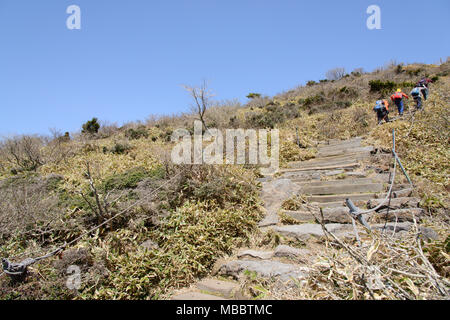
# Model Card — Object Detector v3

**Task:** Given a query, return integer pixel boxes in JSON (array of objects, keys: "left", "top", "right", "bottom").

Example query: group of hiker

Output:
[{"left": 373, "top": 77, "right": 432, "bottom": 125}]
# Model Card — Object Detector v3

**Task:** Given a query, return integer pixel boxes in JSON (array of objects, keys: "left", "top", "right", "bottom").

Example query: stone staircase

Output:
[{"left": 170, "top": 136, "right": 433, "bottom": 300}]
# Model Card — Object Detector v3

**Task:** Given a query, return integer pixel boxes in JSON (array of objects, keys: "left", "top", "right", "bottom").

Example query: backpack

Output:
[
  {"left": 411, "top": 87, "right": 420, "bottom": 97},
  {"left": 374, "top": 100, "right": 384, "bottom": 110},
  {"left": 393, "top": 92, "right": 403, "bottom": 99}
]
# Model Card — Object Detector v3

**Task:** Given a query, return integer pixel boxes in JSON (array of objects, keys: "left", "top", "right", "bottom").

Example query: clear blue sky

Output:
[{"left": 0, "top": 0, "right": 449, "bottom": 136}]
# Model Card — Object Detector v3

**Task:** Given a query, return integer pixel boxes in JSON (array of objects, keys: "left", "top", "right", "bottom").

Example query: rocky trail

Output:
[{"left": 170, "top": 136, "right": 435, "bottom": 300}]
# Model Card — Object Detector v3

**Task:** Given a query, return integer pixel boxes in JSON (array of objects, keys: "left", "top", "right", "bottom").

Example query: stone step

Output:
[
  {"left": 317, "top": 146, "right": 374, "bottom": 158},
  {"left": 218, "top": 260, "right": 309, "bottom": 282},
  {"left": 317, "top": 142, "right": 365, "bottom": 153},
  {"left": 317, "top": 137, "right": 363, "bottom": 149},
  {"left": 273, "top": 223, "right": 353, "bottom": 241},
  {"left": 288, "top": 158, "right": 362, "bottom": 170},
  {"left": 296, "top": 178, "right": 376, "bottom": 187},
  {"left": 313, "top": 201, "right": 346, "bottom": 208},
  {"left": 287, "top": 152, "right": 370, "bottom": 169},
  {"left": 282, "top": 207, "right": 352, "bottom": 224},
  {"left": 280, "top": 162, "right": 360, "bottom": 173},
  {"left": 196, "top": 279, "right": 240, "bottom": 299},
  {"left": 307, "top": 192, "right": 382, "bottom": 203},
  {"left": 237, "top": 246, "right": 311, "bottom": 262},
  {"left": 368, "top": 208, "right": 425, "bottom": 222},
  {"left": 367, "top": 197, "right": 420, "bottom": 210},
  {"left": 171, "top": 292, "right": 227, "bottom": 300},
  {"left": 300, "top": 183, "right": 383, "bottom": 195}
]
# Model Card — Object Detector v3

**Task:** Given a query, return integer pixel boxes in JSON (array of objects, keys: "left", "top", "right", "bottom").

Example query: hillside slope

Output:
[{"left": 0, "top": 61, "right": 448, "bottom": 300}]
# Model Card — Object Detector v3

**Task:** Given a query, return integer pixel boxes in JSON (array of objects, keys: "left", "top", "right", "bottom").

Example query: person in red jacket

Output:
[{"left": 390, "top": 89, "right": 409, "bottom": 116}]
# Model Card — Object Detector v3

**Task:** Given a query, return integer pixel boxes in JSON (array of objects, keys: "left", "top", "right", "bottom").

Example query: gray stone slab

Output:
[
  {"left": 171, "top": 292, "right": 227, "bottom": 300},
  {"left": 218, "top": 260, "right": 309, "bottom": 281},
  {"left": 367, "top": 197, "right": 420, "bottom": 210},
  {"left": 273, "top": 223, "right": 352, "bottom": 241},
  {"left": 300, "top": 183, "right": 383, "bottom": 195},
  {"left": 274, "top": 245, "right": 311, "bottom": 259},
  {"left": 296, "top": 178, "right": 376, "bottom": 187},
  {"left": 196, "top": 279, "right": 239, "bottom": 298},
  {"left": 317, "top": 146, "right": 374, "bottom": 158},
  {"left": 237, "top": 250, "right": 273, "bottom": 260}
]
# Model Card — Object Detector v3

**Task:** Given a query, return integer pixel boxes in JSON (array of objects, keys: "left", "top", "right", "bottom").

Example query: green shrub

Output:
[
  {"left": 111, "top": 141, "right": 132, "bottom": 155},
  {"left": 82, "top": 118, "right": 100, "bottom": 135},
  {"left": 369, "top": 80, "right": 396, "bottom": 93},
  {"left": 302, "top": 94, "right": 325, "bottom": 106},
  {"left": 246, "top": 93, "right": 262, "bottom": 99},
  {"left": 407, "top": 68, "right": 423, "bottom": 76},
  {"left": 102, "top": 166, "right": 165, "bottom": 192},
  {"left": 125, "top": 126, "right": 149, "bottom": 140}
]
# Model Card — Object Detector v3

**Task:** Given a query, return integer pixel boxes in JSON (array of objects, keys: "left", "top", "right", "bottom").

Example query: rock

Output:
[
  {"left": 370, "top": 223, "right": 439, "bottom": 241},
  {"left": 141, "top": 240, "right": 159, "bottom": 250},
  {"left": 371, "top": 208, "right": 425, "bottom": 222},
  {"left": 274, "top": 245, "right": 311, "bottom": 259},
  {"left": 419, "top": 226, "right": 439, "bottom": 241},
  {"left": 237, "top": 250, "right": 273, "bottom": 260},
  {"left": 171, "top": 292, "right": 226, "bottom": 300},
  {"left": 218, "top": 260, "right": 309, "bottom": 281},
  {"left": 371, "top": 222, "right": 412, "bottom": 233},
  {"left": 196, "top": 279, "right": 239, "bottom": 298},
  {"left": 393, "top": 188, "right": 414, "bottom": 198},
  {"left": 259, "top": 178, "right": 296, "bottom": 227},
  {"left": 367, "top": 197, "right": 420, "bottom": 210}
]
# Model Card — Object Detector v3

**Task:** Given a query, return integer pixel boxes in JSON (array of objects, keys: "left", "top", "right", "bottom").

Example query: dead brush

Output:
[{"left": 279, "top": 196, "right": 450, "bottom": 300}]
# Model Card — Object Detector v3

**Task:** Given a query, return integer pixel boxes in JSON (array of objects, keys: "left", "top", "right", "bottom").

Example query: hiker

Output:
[
  {"left": 390, "top": 89, "right": 409, "bottom": 116},
  {"left": 373, "top": 99, "right": 390, "bottom": 124},
  {"left": 418, "top": 81, "right": 429, "bottom": 100},
  {"left": 410, "top": 86, "right": 423, "bottom": 110},
  {"left": 417, "top": 77, "right": 432, "bottom": 88}
]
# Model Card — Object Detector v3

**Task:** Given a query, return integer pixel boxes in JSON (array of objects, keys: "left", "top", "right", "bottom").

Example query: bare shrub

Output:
[
  {"left": 0, "top": 176, "right": 65, "bottom": 241},
  {"left": 206, "top": 99, "right": 242, "bottom": 129},
  {"left": 45, "top": 129, "right": 74, "bottom": 165},
  {"left": 98, "top": 121, "right": 119, "bottom": 138},
  {"left": 326, "top": 67, "right": 346, "bottom": 81},
  {"left": 0, "top": 135, "right": 45, "bottom": 172}
]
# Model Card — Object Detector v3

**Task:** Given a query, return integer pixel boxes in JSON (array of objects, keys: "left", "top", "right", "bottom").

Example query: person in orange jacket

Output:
[{"left": 390, "top": 89, "right": 409, "bottom": 116}]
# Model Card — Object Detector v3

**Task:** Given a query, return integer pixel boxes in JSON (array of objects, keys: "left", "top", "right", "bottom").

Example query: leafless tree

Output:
[
  {"left": 183, "top": 80, "right": 214, "bottom": 131},
  {"left": 326, "top": 67, "right": 346, "bottom": 81}
]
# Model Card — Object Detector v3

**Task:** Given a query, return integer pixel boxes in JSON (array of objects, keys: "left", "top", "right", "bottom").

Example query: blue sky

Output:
[{"left": 0, "top": 0, "right": 449, "bottom": 136}]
